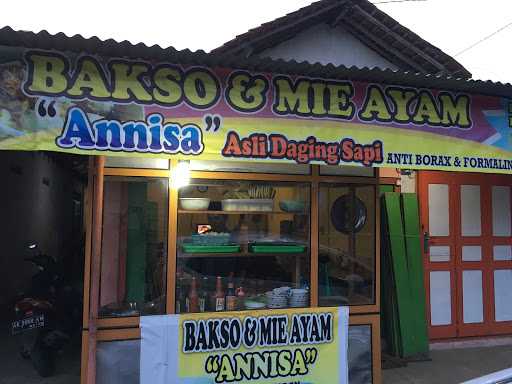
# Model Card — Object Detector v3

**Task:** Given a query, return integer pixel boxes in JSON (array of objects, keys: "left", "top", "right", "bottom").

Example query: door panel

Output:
[
  {"left": 429, "top": 271, "right": 452, "bottom": 326},
  {"left": 492, "top": 186, "right": 511, "bottom": 236},
  {"left": 494, "top": 245, "right": 512, "bottom": 261},
  {"left": 430, "top": 245, "right": 450, "bottom": 262},
  {"left": 494, "top": 269, "right": 512, "bottom": 322},
  {"left": 419, "top": 173, "right": 458, "bottom": 338},
  {"left": 462, "top": 246, "right": 482, "bottom": 262},
  {"left": 428, "top": 184, "right": 450, "bottom": 236},
  {"left": 462, "top": 270, "right": 483, "bottom": 324},
  {"left": 461, "top": 185, "right": 481, "bottom": 236},
  {"left": 419, "top": 172, "right": 512, "bottom": 339}
]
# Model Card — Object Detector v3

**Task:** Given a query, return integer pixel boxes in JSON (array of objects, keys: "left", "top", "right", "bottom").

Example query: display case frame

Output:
[{"left": 81, "top": 157, "right": 381, "bottom": 384}]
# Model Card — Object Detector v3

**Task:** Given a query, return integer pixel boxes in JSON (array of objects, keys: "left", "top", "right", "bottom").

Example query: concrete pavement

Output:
[
  {"left": 383, "top": 345, "right": 512, "bottom": 384},
  {"left": 0, "top": 320, "right": 80, "bottom": 384}
]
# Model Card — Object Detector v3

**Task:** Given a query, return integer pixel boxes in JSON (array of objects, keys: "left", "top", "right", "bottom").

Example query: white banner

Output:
[{"left": 140, "top": 306, "right": 349, "bottom": 384}]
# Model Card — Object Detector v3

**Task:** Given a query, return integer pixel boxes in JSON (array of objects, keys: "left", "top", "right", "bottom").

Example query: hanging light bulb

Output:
[{"left": 171, "top": 160, "right": 191, "bottom": 189}]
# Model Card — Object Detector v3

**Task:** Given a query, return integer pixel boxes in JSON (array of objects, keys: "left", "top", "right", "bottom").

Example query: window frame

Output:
[{"left": 85, "top": 159, "right": 380, "bottom": 341}]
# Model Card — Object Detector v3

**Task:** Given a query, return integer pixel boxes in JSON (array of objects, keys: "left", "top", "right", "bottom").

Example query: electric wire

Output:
[
  {"left": 455, "top": 20, "right": 512, "bottom": 57},
  {"left": 372, "top": 0, "right": 428, "bottom": 4}
]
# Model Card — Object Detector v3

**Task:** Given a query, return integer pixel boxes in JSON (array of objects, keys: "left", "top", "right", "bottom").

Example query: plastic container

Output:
[
  {"left": 179, "top": 198, "right": 210, "bottom": 210},
  {"left": 221, "top": 199, "right": 273, "bottom": 212},
  {"left": 191, "top": 233, "right": 231, "bottom": 245}
]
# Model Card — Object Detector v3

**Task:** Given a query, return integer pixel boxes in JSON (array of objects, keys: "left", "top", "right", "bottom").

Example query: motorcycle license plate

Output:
[{"left": 11, "top": 314, "right": 45, "bottom": 334}]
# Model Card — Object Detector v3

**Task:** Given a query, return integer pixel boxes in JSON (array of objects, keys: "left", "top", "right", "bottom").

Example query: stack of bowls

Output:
[
  {"left": 289, "top": 288, "right": 309, "bottom": 307},
  {"left": 266, "top": 287, "right": 290, "bottom": 308}
]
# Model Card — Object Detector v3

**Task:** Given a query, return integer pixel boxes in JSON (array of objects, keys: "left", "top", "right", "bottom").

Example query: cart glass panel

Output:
[
  {"left": 99, "top": 176, "right": 168, "bottom": 317},
  {"left": 177, "top": 179, "right": 310, "bottom": 313},
  {"left": 318, "top": 183, "right": 376, "bottom": 306}
]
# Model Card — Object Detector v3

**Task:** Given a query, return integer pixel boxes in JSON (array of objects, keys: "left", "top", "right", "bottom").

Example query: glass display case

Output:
[
  {"left": 176, "top": 179, "right": 311, "bottom": 313},
  {"left": 86, "top": 160, "right": 381, "bottom": 383}
]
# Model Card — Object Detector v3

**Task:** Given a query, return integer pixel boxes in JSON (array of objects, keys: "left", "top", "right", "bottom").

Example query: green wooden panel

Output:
[
  {"left": 379, "top": 184, "right": 395, "bottom": 195},
  {"left": 126, "top": 182, "right": 147, "bottom": 303},
  {"left": 380, "top": 195, "right": 401, "bottom": 356},
  {"left": 401, "top": 193, "right": 429, "bottom": 355},
  {"left": 389, "top": 285, "right": 401, "bottom": 357},
  {"left": 383, "top": 192, "right": 416, "bottom": 357},
  {"left": 145, "top": 201, "right": 159, "bottom": 298}
]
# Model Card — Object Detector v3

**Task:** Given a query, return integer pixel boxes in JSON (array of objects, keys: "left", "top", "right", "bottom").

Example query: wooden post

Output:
[
  {"left": 310, "top": 165, "right": 319, "bottom": 306},
  {"left": 87, "top": 156, "right": 105, "bottom": 384},
  {"left": 80, "top": 157, "right": 94, "bottom": 384},
  {"left": 167, "top": 159, "right": 178, "bottom": 313}
]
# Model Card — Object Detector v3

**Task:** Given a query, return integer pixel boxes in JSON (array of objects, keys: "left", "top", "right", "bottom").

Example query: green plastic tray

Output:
[
  {"left": 182, "top": 244, "right": 241, "bottom": 253},
  {"left": 249, "top": 244, "right": 305, "bottom": 253}
]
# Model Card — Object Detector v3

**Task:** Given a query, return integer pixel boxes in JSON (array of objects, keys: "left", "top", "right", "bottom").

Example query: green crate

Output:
[
  {"left": 249, "top": 244, "right": 306, "bottom": 253},
  {"left": 182, "top": 244, "right": 241, "bottom": 253}
]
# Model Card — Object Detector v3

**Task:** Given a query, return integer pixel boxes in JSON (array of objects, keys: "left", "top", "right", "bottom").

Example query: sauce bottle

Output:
[
  {"left": 236, "top": 286, "right": 246, "bottom": 310},
  {"left": 226, "top": 274, "right": 237, "bottom": 311},
  {"left": 214, "top": 276, "right": 225, "bottom": 311},
  {"left": 187, "top": 277, "right": 199, "bottom": 313},
  {"left": 199, "top": 277, "right": 208, "bottom": 312}
]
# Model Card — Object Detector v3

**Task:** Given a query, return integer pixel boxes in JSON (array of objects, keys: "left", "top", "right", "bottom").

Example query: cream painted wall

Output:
[{"left": 259, "top": 23, "right": 398, "bottom": 70}]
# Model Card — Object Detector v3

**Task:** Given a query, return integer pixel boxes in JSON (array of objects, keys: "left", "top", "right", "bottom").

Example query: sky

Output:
[{"left": 1, "top": 0, "right": 511, "bottom": 83}]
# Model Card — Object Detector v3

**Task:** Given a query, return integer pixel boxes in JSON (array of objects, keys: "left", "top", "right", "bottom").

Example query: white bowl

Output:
[
  {"left": 270, "top": 297, "right": 288, "bottom": 302},
  {"left": 268, "top": 304, "right": 287, "bottom": 309},
  {"left": 290, "top": 296, "right": 309, "bottom": 302},
  {"left": 270, "top": 303, "right": 287, "bottom": 307},
  {"left": 245, "top": 301, "right": 266, "bottom": 309},
  {"left": 179, "top": 198, "right": 210, "bottom": 210},
  {"left": 290, "top": 294, "right": 309, "bottom": 299},
  {"left": 269, "top": 296, "right": 288, "bottom": 301}
]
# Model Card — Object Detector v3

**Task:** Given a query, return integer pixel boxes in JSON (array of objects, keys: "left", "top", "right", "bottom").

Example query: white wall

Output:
[
  {"left": 400, "top": 171, "right": 417, "bottom": 193},
  {"left": 259, "top": 23, "right": 398, "bottom": 70}
]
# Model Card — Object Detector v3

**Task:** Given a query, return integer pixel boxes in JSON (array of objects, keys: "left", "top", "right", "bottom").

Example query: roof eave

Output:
[
  {"left": 212, "top": 0, "right": 472, "bottom": 79},
  {"left": 0, "top": 26, "right": 509, "bottom": 98}
]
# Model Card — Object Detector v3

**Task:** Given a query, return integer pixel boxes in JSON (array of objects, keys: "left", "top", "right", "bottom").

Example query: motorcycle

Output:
[{"left": 11, "top": 244, "right": 81, "bottom": 377}]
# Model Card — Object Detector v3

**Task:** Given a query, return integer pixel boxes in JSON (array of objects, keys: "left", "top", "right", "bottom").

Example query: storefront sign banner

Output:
[
  {"left": 140, "top": 306, "right": 349, "bottom": 384},
  {"left": 0, "top": 47, "right": 511, "bottom": 173}
]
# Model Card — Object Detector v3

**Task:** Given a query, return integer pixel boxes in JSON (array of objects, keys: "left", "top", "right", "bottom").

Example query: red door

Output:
[{"left": 418, "top": 171, "right": 512, "bottom": 339}]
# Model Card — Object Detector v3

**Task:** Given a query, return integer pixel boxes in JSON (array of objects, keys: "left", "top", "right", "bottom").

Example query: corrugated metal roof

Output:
[
  {"left": 0, "top": 26, "right": 511, "bottom": 98},
  {"left": 212, "top": 0, "right": 472, "bottom": 78}
]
